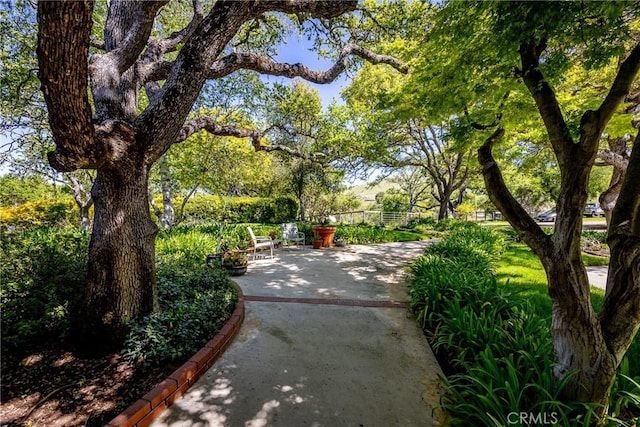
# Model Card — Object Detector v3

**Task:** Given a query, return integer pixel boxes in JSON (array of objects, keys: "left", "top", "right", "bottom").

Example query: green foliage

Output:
[
  {"left": 380, "top": 193, "right": 409, "bottom": 212},
  {"left": 0, "top": 227, "right": 89, "bottom": 353},
  {"left": 0, "top": 199, "right": 79, "bottom": 229},
  {"left": 408, "top": 222, "right": 639, "bottom": 425},
  {"left": 177, "top": 195, "right": 298, "bottom": 224},
  {"left": 582, "top": 230, "right": 608, "bottom": 245},
  {"left": 156, "top": 226, "right": 222, "bottom": 267},
  {"left": 1, "top": 225, "right": 238, "bottom": 369},
  {"left": 325, "top": 223, "right": 422, "bottom": 245},
  {"left": 122, "top": 266, "right": 237, "bottom": 367},
  {"left": 440, "top": 348, "right": 584, "bottom": 427},
  {"left": 0, "top": 175, "right": 64, "bottom": 206},
  {"left": 123, "top": 226, "right": 238, "bottom": 367}
]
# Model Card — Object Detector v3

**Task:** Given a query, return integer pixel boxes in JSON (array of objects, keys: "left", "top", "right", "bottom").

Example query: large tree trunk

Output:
[
  {"left": 78, "top": 150, "right": 158, "bottom": 353},
  {"left": 544, "top": 252, "right": 618, "bottom": 406}
]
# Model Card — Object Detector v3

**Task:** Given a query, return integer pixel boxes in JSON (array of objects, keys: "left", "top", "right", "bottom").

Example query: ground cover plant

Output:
[
  {"left": 0, "top": 221, "right": 424, "bottom": 425},
  {"left": 327, "top": 223, "right": 426, "bottom": 244},
  {"left": 407, "top": 221, "right": 639, "bottom": 426},
  {"left": 0, "top": 226, "right": 237, "bottom": 426}
]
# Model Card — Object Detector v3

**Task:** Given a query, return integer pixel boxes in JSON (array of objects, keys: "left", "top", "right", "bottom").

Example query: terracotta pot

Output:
[
  {"left": 312, "top": 226, "right": 336, "bottom": 248},
  {"left": 312, "top": 239, "right": 323, "bottom": 249}
]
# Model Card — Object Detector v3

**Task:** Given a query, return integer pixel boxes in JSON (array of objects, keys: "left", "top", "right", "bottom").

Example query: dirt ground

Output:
[{"left": 0, "top": 346, "right": 178, "bottom": 427}]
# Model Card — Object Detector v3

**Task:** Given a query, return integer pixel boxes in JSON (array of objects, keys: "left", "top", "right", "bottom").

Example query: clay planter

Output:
[
  {"left": 312, "top": 239, "right": 323, "bottom": 249},
  {"left": 312, "top": 226, "right": 336, "bottom": 248}
]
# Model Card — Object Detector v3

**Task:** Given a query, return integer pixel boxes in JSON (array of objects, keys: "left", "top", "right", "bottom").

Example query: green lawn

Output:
[
  {"left": 495, "top": 243, "right": 605, "bottom": 316},
  {"left": 496, "top": 241, "right": 640, "bottom": 379}
]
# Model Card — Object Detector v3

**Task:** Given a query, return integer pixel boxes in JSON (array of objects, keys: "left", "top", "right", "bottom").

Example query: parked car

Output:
[
  {"left": 584, "top": 203, "right": 605, "bottom": 217},
  {"left": 536, "top": 209, "right": 557, "bottom": 222}
]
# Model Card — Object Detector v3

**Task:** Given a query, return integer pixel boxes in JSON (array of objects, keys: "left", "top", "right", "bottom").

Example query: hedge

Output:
[
  {"left": 177, "top": 195, "right": 298, "bottom": 224},
  {"left": 0, "top": 200, "right": 79, "bottom": 229},
  {"left": 1, "top": 195, "right": 299, "bottom": 229}
]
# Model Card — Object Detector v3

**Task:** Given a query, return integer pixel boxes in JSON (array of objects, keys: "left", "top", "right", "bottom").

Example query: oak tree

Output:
[{"left": 36, "top": 0, "right": 404, "bottom": 352}]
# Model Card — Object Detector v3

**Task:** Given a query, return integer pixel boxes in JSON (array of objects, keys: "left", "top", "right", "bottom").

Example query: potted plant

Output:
[
  {"left": 312, "top": 218, "right": 337, "bottom": 248},
  {"left": 206, "top": 221, "right": 225, "bottom": 267},
  {"left": 223, "top": 249, "right": 248, "bottom": 276},
  {"left": 312, "top": 235, "right": 323, "bottom": 249}
]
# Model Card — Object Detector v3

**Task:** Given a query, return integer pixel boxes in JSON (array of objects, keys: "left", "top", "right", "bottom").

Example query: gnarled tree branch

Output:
[
  {"left": 177, "top": 117, "right": 327, "bottom": 162},
  {"left": 176, "top": 117, "right": 261, "bottom": 145},
  {"left": 207, "top": 43, "right": 408, "bottom": 82},
  {"left": 142, "top": 43, "right": 407, "bottom": 86},
  {"left": 519, "top": 41, "right": 574, "bottom": 156},
  {"left": 37, "top": 0, "right": 97, "bottom": 172},
  {"left": 597, "top": 149, "right": 630, "bottom": 170},
  {"left": 104, "top": 1, "right": 167, "bottom": 74},
  {"left": 162, "top": 0, "right": 204, "bottom": 53},
  {"left": 478, "top": 127, "right": 552, "bottom": 258}
]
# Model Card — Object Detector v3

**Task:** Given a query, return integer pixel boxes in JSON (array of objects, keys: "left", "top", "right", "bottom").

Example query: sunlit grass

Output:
[
  {"left": 496, "top": 243, "right": 606, "bottom": 316},
  {"left": 582, "top": 252, "right": 610, "bottom": 266},
  {"left": 496, "top": 241, "right": 640, "bottom": 378}
]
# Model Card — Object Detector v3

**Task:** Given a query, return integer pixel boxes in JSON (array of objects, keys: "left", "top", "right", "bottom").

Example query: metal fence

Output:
[
  {"left": 332, "top": 211, "right": 431, "bottom": 226},
  {"left": 331, "top": 210, "right": 503, "bottom": 225}
]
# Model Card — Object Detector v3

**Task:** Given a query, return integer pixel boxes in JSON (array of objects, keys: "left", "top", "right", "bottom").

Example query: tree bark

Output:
[
  {"left": 159, "top": 155, "right": 175, "bottom": 228},
  {"left": 477, "top": 39, "right": 640, "bottom": 412},
  {"left": 79, "top": 148, "right": 158, "bottom": 353},
  {"left": 597, "top": 136, "right": 631, "bottom": 224},
  {"left": 37, "top": 0, "right": 403, "bottom": 355}
]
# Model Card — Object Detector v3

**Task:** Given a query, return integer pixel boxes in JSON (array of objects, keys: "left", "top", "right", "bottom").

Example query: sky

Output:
[
  {"left": 0, "top": 18, "right": 357, "bottom": 178},
  {"left": 266, "top": 37, "right": 351, "bottom": 108}
]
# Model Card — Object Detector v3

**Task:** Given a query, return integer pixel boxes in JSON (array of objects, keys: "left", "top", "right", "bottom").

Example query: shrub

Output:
[
  {"left": 329, "top": 224, "right": 421, "bottom": 244},
  {"left": 122, "top": 266, "right": 237, "bottom": 367},
  {"left": 1, "top": 226, "right": 239, "bottom": 370},
  {"left": 407, "top": 221, "right": 639, "bottom": 425},
  {"left": 0, "top": 227, "right": 89, "bottom": 353},
  {"left": 178, "top": 195, "right": 298, "bottom": 224},
  {"left": 581, "top": 230, "right": 607, "bottom": 245},
  {"left": 0, "top": 199, "right": 79, "bottom": 229}
]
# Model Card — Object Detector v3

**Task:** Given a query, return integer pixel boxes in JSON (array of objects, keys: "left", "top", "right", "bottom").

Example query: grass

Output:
[
  {"left": 496, "top": 243, "right": 606, "bottom": 315},
  {"left": 496, "top": 240, "right": 640, "bottom": 409},
  {"left": 495, "top": 243, "right": 553, "bottom": 317},
  {"left": 582, "top": 252, "right": 610, "bottom": 266}
]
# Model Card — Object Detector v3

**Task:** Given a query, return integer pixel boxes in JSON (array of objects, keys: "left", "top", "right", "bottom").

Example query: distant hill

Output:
[{"left": 344, "top": 180, "right": 400, "bottom": 204}]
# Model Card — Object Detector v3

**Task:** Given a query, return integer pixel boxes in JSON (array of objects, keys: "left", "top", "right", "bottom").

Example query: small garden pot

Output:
[{"left": 312, "top": 239, "right": 323, "bottom": 249}]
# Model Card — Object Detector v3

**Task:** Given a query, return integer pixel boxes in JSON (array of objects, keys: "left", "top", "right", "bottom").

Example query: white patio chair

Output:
[
  {"left": 281, "top": 223, "right": 305, "bottom": 249},
  {"left": 247, "top": 226, "right": 274, "bottom": 260}
]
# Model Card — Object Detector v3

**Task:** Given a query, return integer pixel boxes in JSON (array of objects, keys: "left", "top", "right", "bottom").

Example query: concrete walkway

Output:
[
  {"left": 587, "top": 266, "right": 609, "bottom": 290},
  {"left": 151, "top": 241, "right": 444, "bottom": 427}
]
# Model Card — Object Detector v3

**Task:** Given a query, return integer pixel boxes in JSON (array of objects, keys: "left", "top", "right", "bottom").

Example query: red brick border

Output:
[
  {"left": 244, "top": 295, "right": 409, "bottom": 308},
  {"left": 105, "top": 283, "right": 245, "bottom": 427}
]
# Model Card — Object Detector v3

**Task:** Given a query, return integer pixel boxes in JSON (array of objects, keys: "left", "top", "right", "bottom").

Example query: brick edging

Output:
[
  {"left": 244, "top": 295, "right": 409, "bottom": 308},
  {"left": 105, "top": 282, "right": 245, "bottom": 427}
]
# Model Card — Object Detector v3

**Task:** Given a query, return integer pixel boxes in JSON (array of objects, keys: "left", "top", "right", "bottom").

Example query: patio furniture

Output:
[
  {"left": 247, "top": 226, "right": 275, "bottom": 260},
  {"left": 281, "top": 223, "right": 305, "bottom": 249}
]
